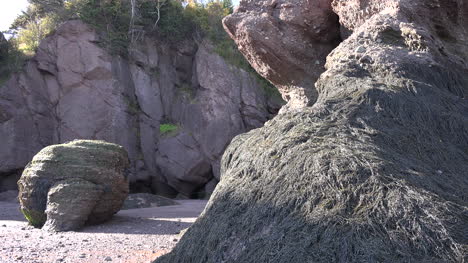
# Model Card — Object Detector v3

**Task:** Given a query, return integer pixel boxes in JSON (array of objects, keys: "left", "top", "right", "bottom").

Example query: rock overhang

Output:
[{"left": 223, "top": 0, "right": 342, "bottom": 111}]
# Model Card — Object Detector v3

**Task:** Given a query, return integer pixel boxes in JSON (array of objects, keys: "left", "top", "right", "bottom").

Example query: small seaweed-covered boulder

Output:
[{"left": 18, "top": 140, "right": 129, "bottom": 231}]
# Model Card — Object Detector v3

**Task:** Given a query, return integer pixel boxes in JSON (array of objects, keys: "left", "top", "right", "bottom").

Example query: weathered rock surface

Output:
[
  {"left": 158, "top": 0, "right": 468, "bottom": 262},
  {"left": 18, "top": 140, "right": 129, "bottom": 231},
  {"left": 223, "top": 0, "right": 341, "bottom": 112},
  {"left": 0, "top": 20, "right": 282, "bottom": 197}
]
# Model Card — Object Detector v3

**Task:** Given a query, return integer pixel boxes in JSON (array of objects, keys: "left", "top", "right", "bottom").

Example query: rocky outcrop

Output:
[
  {"left": 223, "top": 0, "right": 342, "bottom": 112},
  {"left": 0, "top": 20, "right": 282, "bottom": 197},
  {"left": 157, "top": 0, "right": 468, "bottom": 262},
  {"left": 18, "top": 140, "right": 129, "bottom": 231}
]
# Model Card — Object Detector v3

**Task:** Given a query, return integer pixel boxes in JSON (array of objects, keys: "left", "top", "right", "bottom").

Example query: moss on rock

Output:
[{"left": 18, "top": 140, "right": 130, "bottom": 231}]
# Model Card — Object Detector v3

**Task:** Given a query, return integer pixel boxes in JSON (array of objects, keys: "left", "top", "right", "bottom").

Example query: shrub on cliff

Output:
[
  {"left": 0, "top": 34, "right": 27, "bottom": 85},
  {"left": 6, "top": 0, "right": 280, "bottom": 97}
]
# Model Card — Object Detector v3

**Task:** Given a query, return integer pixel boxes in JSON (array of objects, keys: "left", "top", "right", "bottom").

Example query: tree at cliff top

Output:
[
  {"left": 0, "top": 33, "right": 27, "bottom": 85},
  {"left": 156, "top": 0, "right": 468, "bottom": 262},
  {"left": 9, "top": 0, "right": 232, "bottom": 53}
]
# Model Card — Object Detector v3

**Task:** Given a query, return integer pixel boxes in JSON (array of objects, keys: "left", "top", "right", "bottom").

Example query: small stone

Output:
[
  {"left": 79, "top": 254, "right": 86, "bottom": 258},
  {"left": 376, "top": 38, "right": 383, "bottom": 43},
  {"left": 16, "top": 256, "right": 23, "bottom": 260},
  {"left": 21, "top": 227, "right": 26, "bottom": 230},
  {"left": 2, "top": 224, "right": 6, "bottom": 227},
  {"left": 436, "top": 170, "right": 443, "bottom": 174},
  {"left": 82, "top": 239, "right": 88, "bottom": 242},
  {"left": 360, "top": 55, "right": 373, "bottom": 64},
  {"left": 105, "top": 256, "right": 112, "bottom": 261},
  {"left": 355, "top": 46, "right": 366, "bottom": 53},
  {"left": 315, "top": 60, "right": 320, "bottom": 65},
  {"left": 173, "top": 238, "right": 178, "bottom": 242},
  {"left": 56, "top": 259, "right": 64, "bottom": 262}
]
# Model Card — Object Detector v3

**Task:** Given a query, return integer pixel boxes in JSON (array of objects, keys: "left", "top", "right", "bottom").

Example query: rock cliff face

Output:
[
  {"left": 157, "top": 0, "right": 468, "bottom": 262},
  {"left": 0, "top": 20, "right": 282, "bottom": 197}
]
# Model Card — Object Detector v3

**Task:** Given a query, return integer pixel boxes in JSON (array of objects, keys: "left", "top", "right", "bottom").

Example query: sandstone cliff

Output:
[
  {"left": 157, "top": 0, "right": 468, "bottom": 262},
  {"left": 0, "top": 20, "right": 282, "bottom": 197}
]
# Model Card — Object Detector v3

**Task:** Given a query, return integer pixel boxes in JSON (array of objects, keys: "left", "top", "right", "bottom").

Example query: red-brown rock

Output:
[{"left": 223, "top": 0, "right": 342, "bottom": 111}]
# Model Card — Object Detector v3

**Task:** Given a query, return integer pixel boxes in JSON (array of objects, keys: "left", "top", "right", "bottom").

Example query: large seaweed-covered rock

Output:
[
  {"left": 157, "top": 0, "right": 468, "bottom": 262},
  {"left": 18, "top": 140, "right": 129, "bottom": 231}
]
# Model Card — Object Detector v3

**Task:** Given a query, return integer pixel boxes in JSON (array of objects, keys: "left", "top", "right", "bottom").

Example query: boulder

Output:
[
  {"left": 157, "top": 0, "right": 468, "bottom": 262},
  {"left": 156, "top": 133, "right": 212, "bottom": 196},
  {"left": 18, "top": 140, "right": 129, "bottom": 231}
]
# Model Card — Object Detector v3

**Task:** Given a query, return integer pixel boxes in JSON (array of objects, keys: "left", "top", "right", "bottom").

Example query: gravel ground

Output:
[{"left": 0, "top": 199, "right": 208, "bottom": 263}]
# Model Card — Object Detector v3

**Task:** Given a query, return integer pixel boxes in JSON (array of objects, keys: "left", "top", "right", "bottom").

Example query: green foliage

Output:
[
  {"left": 17, "top": 15, "right": 58, "bottom": 53},
  {"left": 222, "top": 0, "right": 234, "bottom": 14},
  {"left": 177, "top": 82, "right": 196, "bottom": 102},
  {"left": 122, "top": 94, "right": 140, "bottom": 114},
  {"left": 213, "top": 40, "right": 249, "bottom": 70},
  {"left": 0, "top": 36, "right": 28, "bottom": 86},
  {"left": 160, "top": 123, "right": 179, "bottom": 137},
  {"left": 141, "top": 0, "right": 195, "bottom": 43},
  {"left": 6, "top": 0, "right": 281, "bottom": 98},
  {"left": 256, "top": 75, "right": 282, "bottom": 99},
  {"left": 21, "top": 208, "right": 45, "bottom": 228},
  {"left": 73, "top": 0, "right": 132, "bottom": 56}
]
